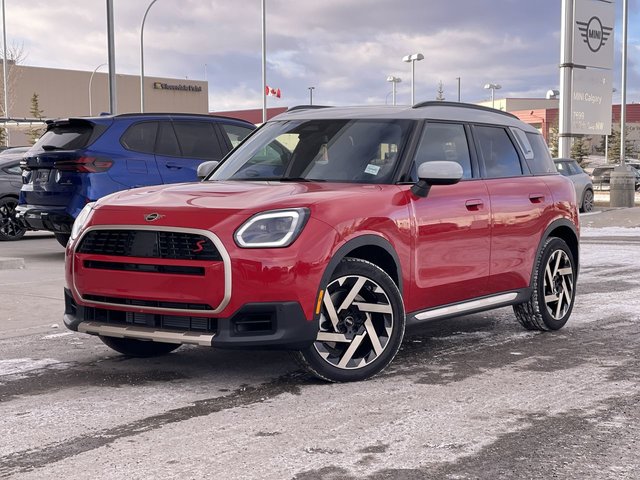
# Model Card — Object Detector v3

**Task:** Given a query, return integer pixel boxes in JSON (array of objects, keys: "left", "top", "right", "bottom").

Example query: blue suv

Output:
[{"left": 17, "top": 113, "right": 255, "bottom": 245}]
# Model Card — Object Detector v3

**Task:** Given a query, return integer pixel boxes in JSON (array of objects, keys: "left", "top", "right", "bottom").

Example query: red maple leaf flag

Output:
[{"left": 265, "top": 85, "right": 282, "bottom": 98}]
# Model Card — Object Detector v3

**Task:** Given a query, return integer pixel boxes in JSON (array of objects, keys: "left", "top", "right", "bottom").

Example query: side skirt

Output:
[{"left": 406, "top": 289, "right": 532, "bottom": 325}]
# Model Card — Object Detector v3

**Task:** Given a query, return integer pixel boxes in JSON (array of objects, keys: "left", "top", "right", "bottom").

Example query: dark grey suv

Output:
[{"left": 0, "top": 147, "right": 29, "bottom": 240}]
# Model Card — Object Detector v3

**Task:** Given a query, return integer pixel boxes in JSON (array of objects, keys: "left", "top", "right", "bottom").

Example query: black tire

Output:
[
  {"left": 100, "top": 336, "right": 181, "bottom": 357},
  {"left": 580, "top": 189, "right": 594, "bottom": 213},
  {"left": 0, "top": 197, "right": 26, "bottom": 241},
  {"left": 54, "top": 233, "right": 71, "bottom": 247},
  {"left": 293, "top": 258, "right": 405, "bottom": 382},
  {"left": 513, "top": 237, "right": 576, "bottom": 331}
]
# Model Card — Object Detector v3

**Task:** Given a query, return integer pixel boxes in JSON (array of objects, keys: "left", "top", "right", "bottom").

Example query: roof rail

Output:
[
  {"left": 103, "top": 111, "right": 255, "bottom": 124},
  {"left": 114, "top": 112, "right": 223, "bottom": 119},
  {"left": 412, "top": 101, "right": 518, "bottom": 119},
  {"left": 287, "top": 105, "right": 332, "bottom": 112}
]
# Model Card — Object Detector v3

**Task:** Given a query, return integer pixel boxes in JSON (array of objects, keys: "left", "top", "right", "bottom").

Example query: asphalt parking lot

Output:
[{"left": 1, "top": 209, "right": 639, "bottom": 479}]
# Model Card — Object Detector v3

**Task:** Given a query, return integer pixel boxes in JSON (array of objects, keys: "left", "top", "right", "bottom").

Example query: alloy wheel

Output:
[
  {"left": 314, "top": 274, "right": 394, "bottom": 370},
  {"left": 0, "top": 198, "right": 26, "bottom": 240},
  {"left": 543, "top": 249, "right": 574, "bottom": 320},
  {"left": 582, "top": 190, "right": 594, "bottom": 212}
]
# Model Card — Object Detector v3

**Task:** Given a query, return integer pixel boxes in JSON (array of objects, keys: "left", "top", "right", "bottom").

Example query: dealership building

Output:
[
  {"left": 0, "top": 62, "right": 208, "bottom": 145},
  {"left": 3, "top": 62, "right": 638, "bottom": 161},
  {"left": 477, "top": 97, "right": 640, "bottom": 160}
]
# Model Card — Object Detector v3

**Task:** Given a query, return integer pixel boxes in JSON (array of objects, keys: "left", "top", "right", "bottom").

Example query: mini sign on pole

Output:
[
  {"left": 570, "top": 68, "right": 613, "bottom": 134},
  {"left": 558, "top": 0, "right": 614, "bottom": 158},
  {"left": 572, "top": 0, "right": 615, "bottom": 69}
]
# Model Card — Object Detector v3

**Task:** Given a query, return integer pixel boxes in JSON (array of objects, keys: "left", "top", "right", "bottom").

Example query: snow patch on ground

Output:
[
  {"left": 41, "top": 332, "right": 75, "bottom": 340},
  {"left": 581, "top": 226, "right": 640, "bottom": 237},
  {"left": 0, "top": 358, "right": 65, "bottom": 376}
]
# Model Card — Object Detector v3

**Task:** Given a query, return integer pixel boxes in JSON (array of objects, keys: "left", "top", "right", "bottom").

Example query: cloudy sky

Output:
[{"left": 5, "top": 0, "right": 640, "bottom": 112}]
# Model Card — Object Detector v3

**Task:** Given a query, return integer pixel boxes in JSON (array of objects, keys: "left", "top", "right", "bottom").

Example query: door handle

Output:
[
  {"left": 529, "top": 193, "right": 545, "bottom": 203},
  {"left": 165, "top": 162, "right": 184, "bottom": 169},
  {"left": 465, "top": 199, "right": 484, "bottom": 211}
]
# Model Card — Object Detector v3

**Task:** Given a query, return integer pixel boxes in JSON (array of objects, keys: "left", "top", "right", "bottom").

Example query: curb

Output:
[{"left": 0, "top": 257, "right": 25, "bottom": 270}]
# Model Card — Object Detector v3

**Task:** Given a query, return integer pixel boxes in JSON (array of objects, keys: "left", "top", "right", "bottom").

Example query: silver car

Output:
[{"left": 554, "top": 158, "right": 594, "bottom": 212}]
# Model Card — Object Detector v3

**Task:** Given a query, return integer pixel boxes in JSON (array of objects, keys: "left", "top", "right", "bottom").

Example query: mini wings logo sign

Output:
[{"left": 576, "top": 16, "right": 613, "bottom": 53}]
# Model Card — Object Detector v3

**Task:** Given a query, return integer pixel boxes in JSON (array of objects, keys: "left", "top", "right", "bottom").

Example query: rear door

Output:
[
  {"left": 116, "top": 121, "right": 163, "bottom": 188},
  {"left": 473, "top": 125, "right": 554, "bottom": 293},
  {"left": 155, "top": 120, "right": 227, "bottom": 183}
]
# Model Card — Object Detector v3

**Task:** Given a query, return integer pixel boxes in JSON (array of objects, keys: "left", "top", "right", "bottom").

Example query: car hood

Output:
[{"left": 95, "top": 180, "right": 394, "bottom": 217}]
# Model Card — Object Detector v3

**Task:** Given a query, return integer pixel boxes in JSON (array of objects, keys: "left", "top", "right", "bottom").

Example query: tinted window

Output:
[
  {"left": 3, "top": 163, "right": 21, "bottom": 175},
  {"left": 555, "top": 162, "right": 572, "bottom": 176},
  {"left": 475, "top": 126, "right": 523, "bottom": 178},
  {"left": 155, "top": 122, "right": 181, "bottom": 157},
  {"left": 120, "top": 122, "right": 158, "bottom": 153},
  {"left": 414, "top": 123, "right": 472, "bottom": 179},
  {"left": 221, "top": 123, "right": 254, "bottom": 147},
  {"left": 31, "top": 121, "right": 94, "bottom": 151},
  {"left": 173, "top": 122, "right": 224, "bottom": 160},
  {"left": 566, "top": 161, "right": 580, "bottom": 175},
  {"left": 524, "top": 132, "right": 556, "bottom": 174},
  {"left": 570, "top": 161, "right": 585, "bottom": 174}
]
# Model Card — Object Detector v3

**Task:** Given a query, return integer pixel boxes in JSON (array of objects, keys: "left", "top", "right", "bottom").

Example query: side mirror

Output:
[
  {"left": 411, "top": 161, "right": 463, "bottom": 198},
  {"left": 197, "top": 160, "right": 220, "bottom": 180}
]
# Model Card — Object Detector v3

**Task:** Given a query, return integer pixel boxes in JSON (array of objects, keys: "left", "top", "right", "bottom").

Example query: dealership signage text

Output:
[{"left": 153, "top": 82, "right": 202, "bottom": 93}]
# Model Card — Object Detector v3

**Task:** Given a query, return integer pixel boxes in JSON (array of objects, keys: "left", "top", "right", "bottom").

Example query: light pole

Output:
[
  {"left": 386, "top": 76, "right": 401, "bottom": 106},
  {"left": 88, "top": 63, "right": 107, "bottom": 116},
  {"left": 610, "top": 0, "right": 635, "bottom": 208},
  {"left": 456, "top": 76, "right": 461, "bottom": 102},
  {"left": 140, "top": 0, "right": 159, "bottom": 113},
  {"left": 484, "top": 83, "right": 502, "bottom": 109},
  {"left": 308, "top": 86, "right": 315, "bottom": 105},
  {"left": 402, "top": 53, "right": 423, "bottom": 105},
  {"left": 106, "top": 0, "right": 116, "bottom": 114},
  {"left": 2, "top": 0, "right": 9, "bottom": 146}
]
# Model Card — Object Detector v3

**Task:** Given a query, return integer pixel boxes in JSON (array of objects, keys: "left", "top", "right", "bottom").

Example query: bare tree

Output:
[{"left": 0, "top": 42, "right": 28, "bottom": 144}]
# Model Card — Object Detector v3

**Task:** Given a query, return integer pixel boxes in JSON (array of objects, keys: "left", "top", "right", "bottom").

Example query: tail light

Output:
[{"left": 54, "top": 156, "right": 113, "bottom": 173}]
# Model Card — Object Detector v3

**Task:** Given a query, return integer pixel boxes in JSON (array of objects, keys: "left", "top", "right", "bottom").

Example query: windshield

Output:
[{"left": 209, "top": 119, "right": 413, "bottom": 184}]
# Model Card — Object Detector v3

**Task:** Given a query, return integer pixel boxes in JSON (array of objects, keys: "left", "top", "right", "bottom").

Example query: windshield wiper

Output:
[
  {"left": 233, "top": 177, "right": 324, "bottom": 182},
  {"left": 41, "top": 145, "right": 66, "bottom": 151}
]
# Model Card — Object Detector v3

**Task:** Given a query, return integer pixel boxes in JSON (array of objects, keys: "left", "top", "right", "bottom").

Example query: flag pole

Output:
[{"left": 261, "top": 0, "right": 266, "bottom": 123}]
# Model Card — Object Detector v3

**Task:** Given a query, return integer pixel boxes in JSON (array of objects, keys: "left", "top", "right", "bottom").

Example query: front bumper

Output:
[
  {"left": 15, "top": 205, "right": 74, "bottom": 233},
  {"left": 64, "top": 288, "right": 318, "bottom": 350}
]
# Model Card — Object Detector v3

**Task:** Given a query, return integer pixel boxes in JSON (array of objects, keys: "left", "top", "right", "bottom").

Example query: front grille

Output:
[
  {"left": 84, "top": 294, "right": 213, "bottom": 311},
  {"left": 84, "top": 260, "right": 205, "bottom": 276},
  {"left": 81, "top": 305, "right": 217, "bottom": 333},
  {"left": 77, "top": 229, "right": 221, "bottom": 261}
]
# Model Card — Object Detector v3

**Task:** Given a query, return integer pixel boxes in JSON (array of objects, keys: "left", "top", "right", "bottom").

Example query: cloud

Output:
[{"left": 4, "top": 0, "right": 640, "bottom": 112}]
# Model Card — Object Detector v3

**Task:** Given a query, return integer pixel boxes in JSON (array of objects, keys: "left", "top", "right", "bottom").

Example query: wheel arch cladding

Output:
[
  {"left": 536, "top": 220, "right": 579, "bottom": 283},
  {"left": 322, "top": 235, "right": 403, "bottom": 294}
]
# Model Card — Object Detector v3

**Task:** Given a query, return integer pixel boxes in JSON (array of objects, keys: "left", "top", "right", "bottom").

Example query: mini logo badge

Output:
[
  {"left": 144, "top": 213, "right": 164, "bottom": 222},
  {"left": 576, "top": 16, "right": 613, "bottom": 53}
]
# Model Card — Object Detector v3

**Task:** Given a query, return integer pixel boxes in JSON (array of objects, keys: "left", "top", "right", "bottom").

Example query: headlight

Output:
[
  {"left": 235, "top": 208, "right": 309, "bottom": 248},
  {"left": 70, "top": 202, "right": 96, "bottom": 242}
]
